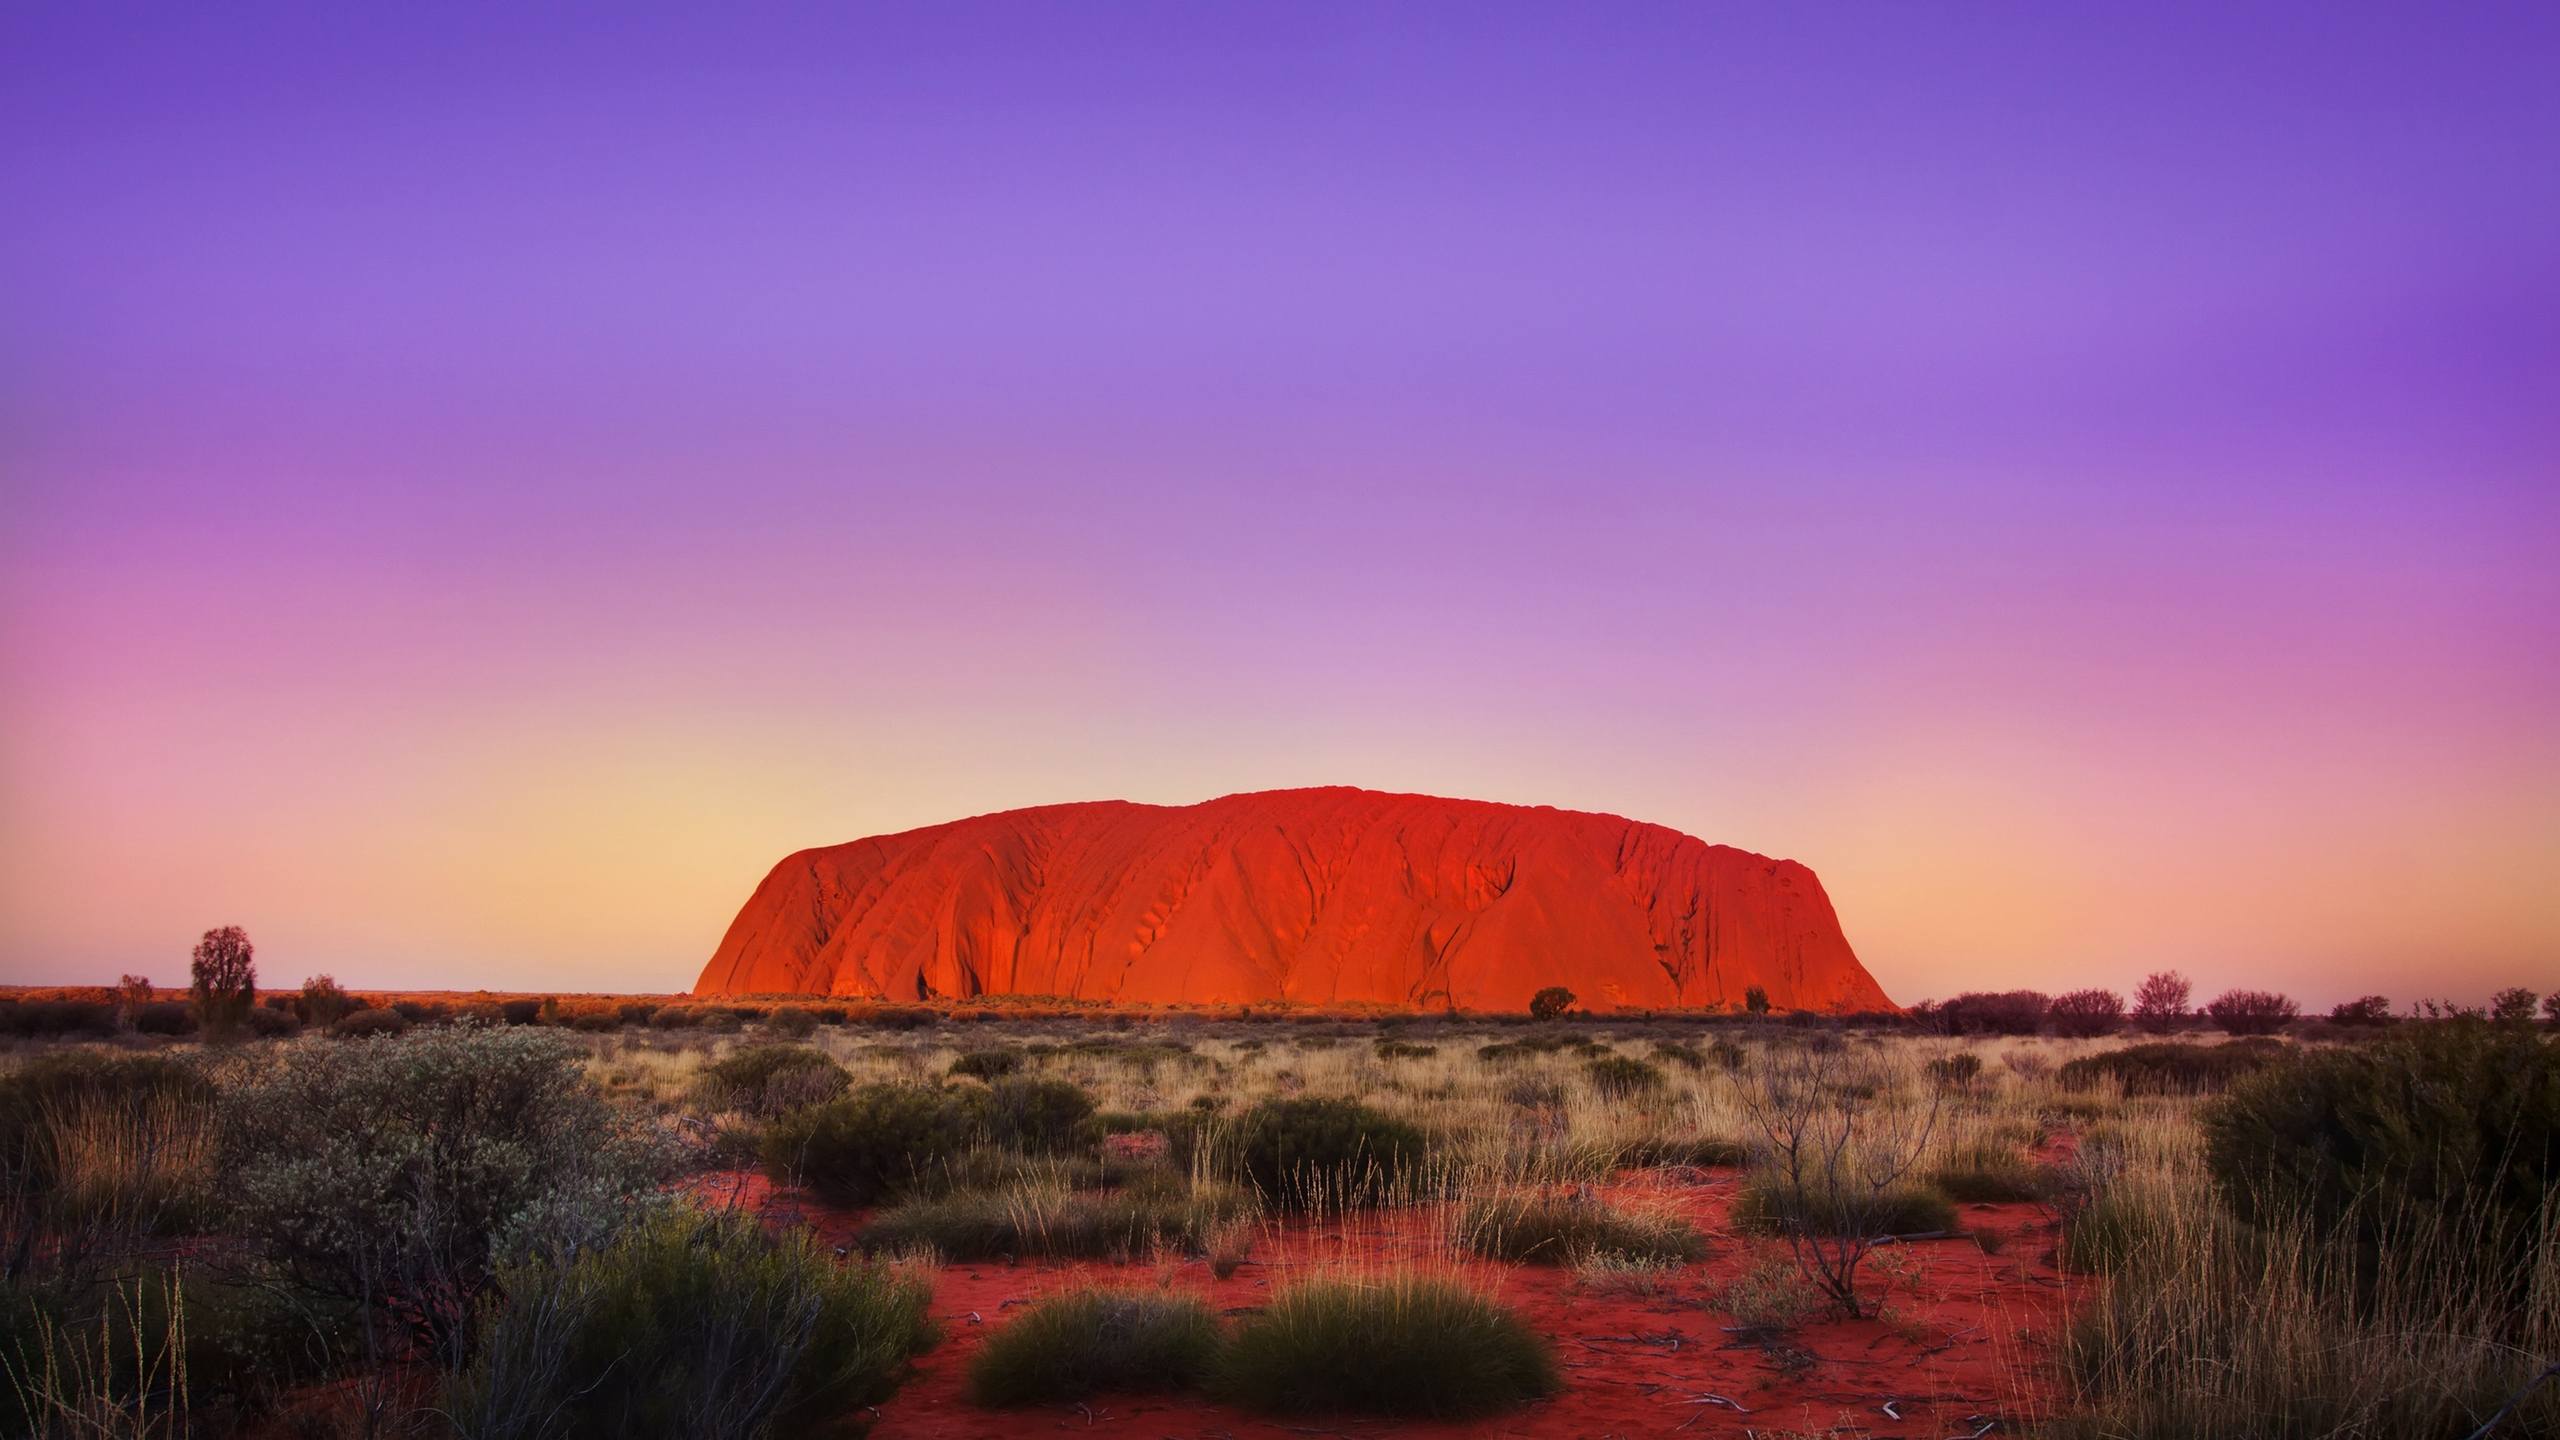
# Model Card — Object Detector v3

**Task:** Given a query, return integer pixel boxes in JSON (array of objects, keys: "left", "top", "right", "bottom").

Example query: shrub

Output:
[
  {"left": 2327, "top": 995, "right": 2395, "bottom": 1027},
  {"left": 2130, "top": 971, "right": 2190, "bottom": 1033},
  {"left": 188, "top": 925, "right": 256, "bottom": 1041},
  {"left": 1458, "top": 1191, "right": 1705, "bottom": 1265},
  {"left": 1925, "top": 1053, "right": 1984, "bottom": 1089},
  {"left": 1214, "top": 1274, "right": 1560, "bottom": 1418},
  {"left": 1735, "top": 1174, "right": 1956, "bottom": 1238},
  {"left": 1649, "top": 1040, "right": 1705, "bottom": 1070},
  {"left": 2048, "top": 989, "right": 2125, "bottom": 1037},
  {"left": 220, "top": 1022, "right": 671, "bottom": 1365},
  {"left": 765, "top": 1007, "right": 819, "bottom": 1039},
  {"left": 949, "top": 1048, "right": 1023, "bottom": 1079},
  {"left": 131, "top": 1001, "right": 196, "bottom": 1036},
  {"left": 1528, "top": 987, "right": 1575, "bottom": 1021},
  {"left": 2056, "top": 1040, "right": 2284, "bottom": 1096},
  {"left": 864, "top": 1183, "right": 1249, "bottom": 1262},
  {"left": 967, "top": 1288, "right": 1220, "bottom": 1407},
  {"left": 1227, "top": 1097, "right": 1428, "bottom": 1210},
  {"left": 1582, "top": 1055, "right": 1666, "bottom": 1099},
  {"left": 981, "top": 1077, "right": 1096, "bottom": 1154},
  {"left": 1934, "top": 991, "right": 2050, "bottom": 1036},
  {"left": 1716, "top": 1252, "right": 1825, "bottom": 1331},
  {"left": 763, "top": 1085, "right": 985, "bottom": 1207},
  {"left": 1745, "top": 985, "right": 1771, "bottom": 1015},
  {"left": 2203, "top": 989, "right": 2297, "bottom": 1037},
  {"left": 0, "top": 999, "right": 117, "bottom": 1038},
  {"left": 498, "top": 998, "right": 546, "bottom": 1026},
  {"left": 1929, "top": 1140, "right": 2044, "bottom": 1203},
  {"left": 298, "top": 974, "right": 354, "bottom": 1028},
  {"left": 2201, "top": 1021, "right": 2560, "bottom": 1299},
  {"left": 333, "top": 1007, "right": 410, "bottom": 1039},
  {"left": 2489, "top": 986, "right": 2540, "bottom": 1025},
  {"left": 1373, "top": 1039, "right": 1436, "bottom": 1060},
  {"left": 697, "top": 1045, "right": 851, "bottom": 1118},
  {"left": 240, "top": 1004, "right": 300, "bottom": 1038},
  {"left": 445, "top": 1205, "right": 936, "bottom": 1439},
  {"left": 1707, "top": 1038, "right": 1748, "bottom": 1070}
]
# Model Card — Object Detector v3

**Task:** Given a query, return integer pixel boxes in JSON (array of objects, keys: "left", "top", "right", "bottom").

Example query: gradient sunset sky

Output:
[{"left": 5, "top": 4, "right": 2555, "bottom": 1006}]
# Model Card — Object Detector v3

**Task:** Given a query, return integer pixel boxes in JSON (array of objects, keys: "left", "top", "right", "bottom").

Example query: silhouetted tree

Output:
[
  {"left": 2131, "top": 971, "right": 2190, "bottom": 1034},
  {"left": 299, "top": 973, "right": 353, "bottom": 1027},
  {"left": 2544, "top": 992, "right": 2560, "bottom": 1029},
  {"left": 1937, "top": 991, "right": 2049, "bottom": 1036},
  {"left": 2489, "top": 987, "right": 2540, "bottom": 1025},
  {"left": 190, "top": 925, "right": 257, "bottom": 1041},
  {"left": 2204, "top": 988, "right": 2297, "bottom": 1037},
  {"left": 1744, "top": 985, "right": 1771, "bottom": 1015},
  {"left": 2328, "top": 995, "right": 2394, "bottom": 1027},
  {"left": 115, "top": 973, "right": 153, "bottom": 1030},
  {"left": 2047, "top": 988, "right": 2125, "bottom": 1037},
  {"left": 1527, "top": 986, "right": 1575, "bottom": 1021}
]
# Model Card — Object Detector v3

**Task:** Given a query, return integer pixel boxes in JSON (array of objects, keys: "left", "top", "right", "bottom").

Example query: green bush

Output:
[
  {"left": 981, "top": 1076, "right": 1096, "bottom": 1153},
  {"left": 220, "top": 1022, "right": 670, "bottom": 1365},
  {"left": 1734, "top": 1174, "right": 1956, "bottom": 1237},
  {"left": 966, "top": 1288, "right": 1221, "bottom": 1406},
  {"left": 446, "top": 1205, "right": 936, "bottom": 1439},
  {"left": 1227, "top": 1097, "right": 1428, "bottom": 1210},
  {"left": 863, "top": 1183, "right": 1249, "bottom": 1261},
  {"left": 763, "top": 1084, "right": 985, "bottom": 1207},
  {"left": 1214, "top": 1274, "right": 1560, "bottom": 1418},
  {"left": 1458, "top": 1191, "right": 1706, "bottom": 1265},
  {"left": 2057, "top": 1040, "right": 2284, "bottom": 1096},
  {"left": 1929, "top": 1141, "right": 2045, "bottom": 1203},
  {"left": 696, "top": 1045, "right": 851, "bottom": 1118},
  {"left": 2201, "top": 1021, "right": 2560, "bottom": 1296},
  {"left": 949, "top": 1048, "right": 1023, "bottom": 1079},
  {"left": 1583, "top": 1055, "right": 1667, "bottom": 1099}
]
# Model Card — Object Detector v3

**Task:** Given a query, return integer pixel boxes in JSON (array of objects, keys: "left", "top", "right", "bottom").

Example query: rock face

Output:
[{"left": 693, "top": 787, "right": 1894, "bottom": 1013}]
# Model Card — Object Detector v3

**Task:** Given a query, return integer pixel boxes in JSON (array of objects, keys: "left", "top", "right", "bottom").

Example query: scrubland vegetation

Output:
[{"left": 3, "top": 963, "right": 2556, "bottom": 1437}]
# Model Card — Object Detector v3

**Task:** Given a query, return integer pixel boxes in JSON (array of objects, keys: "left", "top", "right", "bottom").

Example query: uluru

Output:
[{"left": 694, "top": 788, "right": 1894, "bottom": 1013}]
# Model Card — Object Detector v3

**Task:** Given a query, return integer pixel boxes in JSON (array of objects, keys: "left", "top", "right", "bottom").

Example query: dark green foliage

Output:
[
  {"left": 221, "top": 1024, "right": 671, "bottom": 1365},
  {"left": 1460, "top": 1192, "right": 1707, "bottom": 1264},
  {"left": 1214, "top": 1275, "right": 1561, "bottom": 1418},
  {"left": 764, "top": 1084, "right": 986, "bottom": 1207},
  {"left": 863, "top": 1184, "right": 1248, "bottom": 1261},
  {"left": 1227, "top": 1097, "right": 1428, "bottom": 1210},
  {"left": 2057, "top": 1040, "right": 2285, "bottom": 1096},
  {"left": 2201, "top": 1021, "right": 2560, "bottom": 1297},
  {"left": 1734, "top": 1175, "right": 1957, "bottom": 1237},
  {"left": 697, "top": 1045, "right": 851, "bottom": 1118},
  {"left": 981, "top": 1077, "right": 1096, "bottom": 1153},
  {"left": 949, "top": 1047, "right": 1024, "bottom": 1079},
  {"left": 2203, "top": 989, "right": 2298, "bottom": 1037},
  {"left": 1925, "top": 1053, "right": 1984, "bottom": 1088},
  {"left": 967, "top": 1289, "right": 1221, "bottom": 1407},
  {"left": 1930, "top": 1142, "right": 2045, "bottom": 1202},
  {"left": 446, "top": 1206, "right": 937, "bottom": 1439},
  {"left": 1582, "top": 1055, "right": 1667, "bottom": 1099},
  {"left": 1528, "top": 986, "right": 1576, "bottom": 1020}
]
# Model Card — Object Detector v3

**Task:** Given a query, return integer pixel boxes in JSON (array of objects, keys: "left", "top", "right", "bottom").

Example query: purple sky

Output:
[{"left": 5, "top": 4, "right": 2556, "bottom": 1004}]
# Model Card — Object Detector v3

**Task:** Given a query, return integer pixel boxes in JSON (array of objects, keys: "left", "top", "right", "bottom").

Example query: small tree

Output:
[
  {"left": 2130, "top": 971, "right": 2190, "bottom": 1034},
  {"left": 1733, "top": 1043, "right": 1941, "bottom": 1317},
  {"left": 2205, "top": 989, "right": 2298, "bottom": 1037},
  {"left": 2328, "top": 995, "right": 2394, "bottom": 1027},
  {"left": 300, "top": 974, "right": 354, "bottom": 1028},
  {"left": 1744, "top": 985, "right": 1771, "bottom": 1015},
  {"left": 189, "top": 926, "right": 257, "bottom": 1041},
  {"left": 2047, "top": 988, "right": 2125, "bottom": 1038},
  {"left": 114, "top": 974, "right": 154, "bottom": 1030},
  {"left": 1527, "top": 986, "right": 1575, "bottom": 1021},
  {"left": 2544, "top": 992, "right": 2560, "bottom": 1030},
  {"left": 2488, "top": 987, "right": 2539, "bottom": 1025}
]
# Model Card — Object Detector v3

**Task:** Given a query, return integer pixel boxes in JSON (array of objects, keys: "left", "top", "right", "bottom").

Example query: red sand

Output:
[
  {"left": 708, "top": 1166, "right": 2072, "bottom": 1439},
  {"left": 695, "top": 787, "right": 1896, "bottom": 1015}
]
